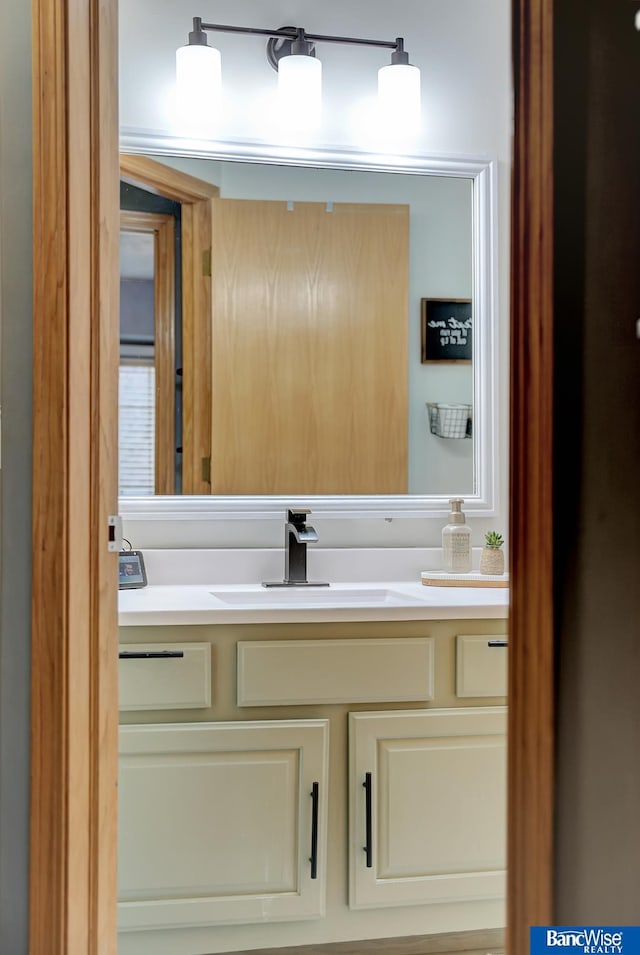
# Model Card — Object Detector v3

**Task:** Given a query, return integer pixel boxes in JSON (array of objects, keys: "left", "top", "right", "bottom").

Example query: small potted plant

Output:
[{"left": 479, "top": 531, "right": 505, "bottom": 575}]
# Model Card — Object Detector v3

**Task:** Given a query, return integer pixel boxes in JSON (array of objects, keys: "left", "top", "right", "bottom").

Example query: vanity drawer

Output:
[
  {"left": 119, "top": 642, "right": 211, "bottom": 711},
  {"left": 237, "top": 637, "right": 434, "bottom": 706},
  {"left": 456, "top": 634, "right": 508, "bottom": 698}
]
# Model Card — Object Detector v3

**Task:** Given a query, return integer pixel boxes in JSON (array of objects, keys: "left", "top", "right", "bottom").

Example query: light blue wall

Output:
[{"left": 0, "top": 0, "right": 32, "bottom": 949}]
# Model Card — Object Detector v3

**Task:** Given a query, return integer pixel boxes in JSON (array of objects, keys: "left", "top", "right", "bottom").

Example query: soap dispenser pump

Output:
[{"left": 442, "top": 498, "right": 472, "bottom": 573}]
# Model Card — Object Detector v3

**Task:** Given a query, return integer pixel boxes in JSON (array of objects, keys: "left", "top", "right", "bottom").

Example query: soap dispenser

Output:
[{"left": 442, "top": 498, "right": 472, "bottom": 573}]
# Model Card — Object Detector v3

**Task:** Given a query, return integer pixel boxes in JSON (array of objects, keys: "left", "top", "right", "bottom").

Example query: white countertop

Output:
[{"left": 118, "top": 581, "right": 509, "bottom": 626}]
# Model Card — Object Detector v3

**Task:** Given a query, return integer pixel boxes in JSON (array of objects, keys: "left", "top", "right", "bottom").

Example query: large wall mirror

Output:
[{"left": 119, "top": 134, "right": 498, "bottom": 517}]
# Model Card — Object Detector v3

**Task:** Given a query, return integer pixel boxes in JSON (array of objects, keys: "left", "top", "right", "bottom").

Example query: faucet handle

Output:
[{"left": 287, "top": 508, "right": 311, "bottom": 524}]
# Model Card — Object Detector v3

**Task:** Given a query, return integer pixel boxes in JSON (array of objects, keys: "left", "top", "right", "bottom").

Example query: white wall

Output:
[
  {"left": 119, "top": 0, "right": 511, "bottom": 547},
  {"left": 119, "top": 0, "right": 509, "bottom": 159}
]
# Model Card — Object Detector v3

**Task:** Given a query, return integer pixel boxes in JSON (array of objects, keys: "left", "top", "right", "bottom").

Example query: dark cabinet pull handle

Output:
[
  {"left": 363, "top": 772, "right": 373, "bottom": 868},
  {"left": 487, "top": 640, "right": 508, "bottom": 648},
  {"left": 309, "top": 782, "right": 319, "bottom": 879},
  {"left": 118, "top": 650, "right": 185, "bottom": 660}
]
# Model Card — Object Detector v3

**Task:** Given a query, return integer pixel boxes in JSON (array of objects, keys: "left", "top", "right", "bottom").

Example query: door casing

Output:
[
  {"left": 120, "top": 154, "right": 219, "bottom": 494},
  {"left": 30, "top": 0, "right": 119, "bottom": 951}
]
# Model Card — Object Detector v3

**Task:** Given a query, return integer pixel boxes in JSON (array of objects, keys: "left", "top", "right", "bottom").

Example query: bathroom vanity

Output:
[{"left": 117, "top": 563, "right": 508, "bottom": 955}]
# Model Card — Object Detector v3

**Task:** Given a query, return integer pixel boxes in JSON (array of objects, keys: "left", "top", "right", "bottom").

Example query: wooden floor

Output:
[{"left": 228, "top": 928, "right": 505, "bottom": 955}]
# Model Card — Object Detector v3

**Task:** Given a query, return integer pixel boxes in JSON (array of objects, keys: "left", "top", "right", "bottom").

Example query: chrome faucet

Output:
[{"left": 263, "top": 509, "right": 329, "bottom": 588}]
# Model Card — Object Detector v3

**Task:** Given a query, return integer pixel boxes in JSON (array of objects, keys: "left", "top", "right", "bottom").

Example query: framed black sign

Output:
[{"left": 420, "top": 298, "right": 472, "bottom": 363}]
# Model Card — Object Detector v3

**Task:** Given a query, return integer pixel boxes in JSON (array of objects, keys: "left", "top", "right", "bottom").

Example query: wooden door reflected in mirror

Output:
[{"left": 210, "top": 197, "right": 409, "bottom": 495}]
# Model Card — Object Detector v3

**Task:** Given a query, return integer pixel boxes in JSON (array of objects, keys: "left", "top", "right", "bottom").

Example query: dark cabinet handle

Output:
[
  {"left": 118, "top": 650, "right": 185, "bottom": 660},
  {"left": 363, "top": 772, "right": 373, "bottom": 868},
  {"left": 487, "top": 640, "right": 508, "bottom": 648},
  {"left": 309, "top": 782, "right": 319, "bottom": 879}
]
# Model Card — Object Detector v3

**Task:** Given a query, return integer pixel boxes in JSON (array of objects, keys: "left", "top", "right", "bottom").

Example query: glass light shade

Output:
[
  {"left": 278, "top": 55, "right": 322, "bottom": 129},
  {"left": 176, "top": 43, "right": 222, "bottom": 132},
  {"left": 378, "top": 63, "right": 421, "bottom": 128}
]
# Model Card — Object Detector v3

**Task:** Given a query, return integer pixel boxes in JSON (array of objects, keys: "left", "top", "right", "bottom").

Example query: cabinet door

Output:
[
  {"left": 118, "top": 719, "right": 329, "bottom": 932},
  {"left": 456, "top": 635, "right": 508, "bottom": 698},
  {"left": 349, "top": 707, "right": 506, "bottom": 909}
]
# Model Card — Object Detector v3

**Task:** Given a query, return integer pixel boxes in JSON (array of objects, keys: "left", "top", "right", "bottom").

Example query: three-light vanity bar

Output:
[{"left": 176, "top": 17, "right": 421, "bottom": 128}]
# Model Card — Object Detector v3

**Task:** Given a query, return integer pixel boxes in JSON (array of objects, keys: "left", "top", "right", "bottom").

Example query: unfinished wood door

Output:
[{"left": 210, "top": 199, "right": 409, "bottom": 495}]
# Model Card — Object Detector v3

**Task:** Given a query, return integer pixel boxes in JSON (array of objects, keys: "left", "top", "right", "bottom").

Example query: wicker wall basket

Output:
[{"left": 427, "top": 402, "right": 472, "bottom": 439}]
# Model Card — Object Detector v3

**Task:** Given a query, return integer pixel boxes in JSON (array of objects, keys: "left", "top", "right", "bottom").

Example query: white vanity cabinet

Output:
[
  {"left": 349, "top": 707, "right": 507, "bottom": 910},
  {"left": 117, "top": 619, "right": 508, "bottom": 954},
  {"left": 118, "top": 718, "right": 330, "bottom": 932}
]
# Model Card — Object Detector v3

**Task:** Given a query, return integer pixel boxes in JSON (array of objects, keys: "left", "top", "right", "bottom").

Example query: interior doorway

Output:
[{"left": 27, "top": 2, "right": 556, "bottom": 954}]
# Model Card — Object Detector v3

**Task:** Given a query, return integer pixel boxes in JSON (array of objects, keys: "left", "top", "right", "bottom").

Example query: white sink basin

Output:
[{"left": 210, "top": 586, "right": 418, "bottom": 607}]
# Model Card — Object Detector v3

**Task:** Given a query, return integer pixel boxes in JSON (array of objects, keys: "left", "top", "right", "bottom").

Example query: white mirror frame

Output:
[{"left": 118, "top": 129, "right": 499, "bottom": 522}]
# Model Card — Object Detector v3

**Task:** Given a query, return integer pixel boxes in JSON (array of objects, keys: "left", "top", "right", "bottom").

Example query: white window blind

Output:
[{"left": 119, "top": 363, "right": 155, "bottom": 495}]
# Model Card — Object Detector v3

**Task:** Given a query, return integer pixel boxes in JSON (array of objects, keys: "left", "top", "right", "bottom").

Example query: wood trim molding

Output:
[
  {"left": 180, "top": 198, "right": 213, "bottom": 493},
  {"left": 30, "top": 0, "right": 119, "bottom": 951},
  {"left": 118, "top": 159, "right": 215, "bottom": 493},
  {"left": 153, "top": 217, "right": 176, "bottom": 494},
  {"left": 508, "top": 0, "right": 555, "bottom": 948},
  {"left": 120, "top": 152, "right": 219, "bottom": 202},
  {"left": 119, "top": 210, "right": 172, "bottom": 231},
  {"left": 120, "top": 210, "right": 176, "bottom": 494}
]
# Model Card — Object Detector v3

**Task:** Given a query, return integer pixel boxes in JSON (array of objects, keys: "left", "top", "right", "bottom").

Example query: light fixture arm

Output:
[
  {"left": 187, "top": 16, "right": 209, "bottom": 46},
  {"left": 187, "top": 16, "right": 412, "bottom": 68},
  {"left": 390, "top": 38, "right": 410, "bottom": 66}
]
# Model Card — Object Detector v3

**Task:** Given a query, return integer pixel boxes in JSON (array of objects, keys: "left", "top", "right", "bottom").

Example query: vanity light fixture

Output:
[{"left": 176, "top": 17, "right": 421, "bottom": 131}]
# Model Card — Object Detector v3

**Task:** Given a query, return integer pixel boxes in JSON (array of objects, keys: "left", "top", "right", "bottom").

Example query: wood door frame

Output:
[
  {"left": 508, "top": 0, "right": 555, "bottom": 947},
  {"left": 29, "top": 1, "right": 554, "bottom": 953},
  {"left": 30, "top": 0, "right": 119, "bottom": 952},
  {"left": 120, "top": 154, "right": 219, "bottom": 493},
  {"left": 120, "top": 209, "right": 176, "bottom": 494}
]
